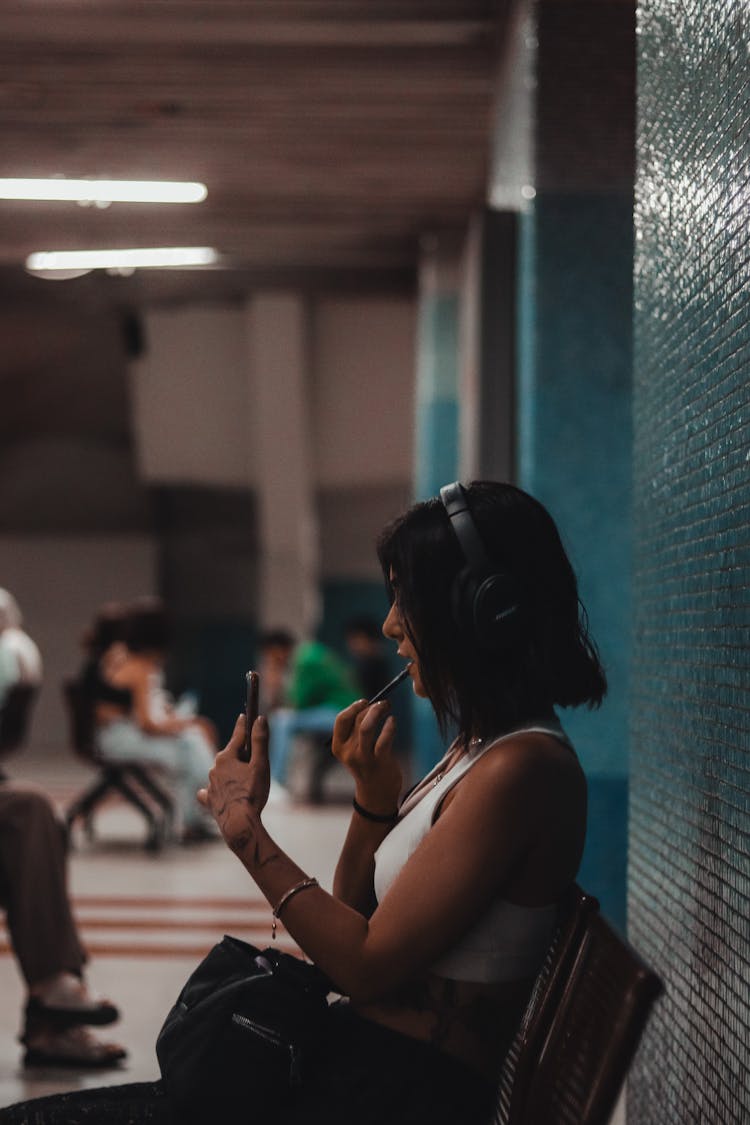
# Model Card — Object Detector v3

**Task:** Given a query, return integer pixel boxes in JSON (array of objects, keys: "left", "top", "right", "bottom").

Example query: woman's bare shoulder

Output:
[{"left": 447, "top": 729, "right": 585, "bottom": 820}]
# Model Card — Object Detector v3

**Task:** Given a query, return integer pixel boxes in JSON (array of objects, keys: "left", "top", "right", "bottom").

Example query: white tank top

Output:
[{"left": 373, "top": 718, "right": 573, "bottom": 983}]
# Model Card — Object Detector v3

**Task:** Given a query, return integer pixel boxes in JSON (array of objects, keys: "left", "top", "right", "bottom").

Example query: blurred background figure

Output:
[
  {"left": 256, "top": 628, "right": 296, "bottom": 715},
  {"left": 0, "top": 589, "right": 42, "bottom": 705},
  {"left": 344, "top": 615, "right": 389, "bottom": 702},
  {"left": 0, "top": 591, "right": 125, "bottom": 1069},
  {"left": 259, "top": 629, "right": 359, "bottom": 799},
  {"left": 78, "top": 601, "right": 130, "bottom": 711},
  {"left": 92, "top": 598, "right": 219, "bottom": 843},
  {"left": 0, "top": 786, "right": 127, "bottom": 1069}
]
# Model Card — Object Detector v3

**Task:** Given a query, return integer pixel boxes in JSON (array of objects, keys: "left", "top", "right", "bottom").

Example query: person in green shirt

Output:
[{"left": 259, "top": 630, "right": 359, "bottom": 790}]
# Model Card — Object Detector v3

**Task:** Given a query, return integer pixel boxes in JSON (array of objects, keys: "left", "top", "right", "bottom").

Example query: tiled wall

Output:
[{"left": 628, "top": 0, "right": 750, "bottom": 1118}]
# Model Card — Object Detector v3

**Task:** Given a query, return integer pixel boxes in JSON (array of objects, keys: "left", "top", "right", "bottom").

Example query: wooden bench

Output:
[{"left": 494, "top": 885, "right": 663, "bottom": 1124}]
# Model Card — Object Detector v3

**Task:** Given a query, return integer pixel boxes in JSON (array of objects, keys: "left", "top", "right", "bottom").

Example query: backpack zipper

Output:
[{"left": 230, "top": 1013, "right": 302, "bottom": 1084}]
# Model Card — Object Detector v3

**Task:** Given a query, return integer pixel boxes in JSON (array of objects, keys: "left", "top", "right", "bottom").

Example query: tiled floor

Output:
[{"left": 0, "top": 755, "right": 625, "bottom": 1123}]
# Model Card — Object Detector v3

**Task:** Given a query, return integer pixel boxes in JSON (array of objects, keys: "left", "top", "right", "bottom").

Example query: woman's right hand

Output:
[{"left": 332, "top": 700, "right": 402, "bottom": 815}]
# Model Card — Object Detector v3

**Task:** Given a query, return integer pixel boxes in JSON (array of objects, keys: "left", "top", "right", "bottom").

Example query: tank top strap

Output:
[{"left": 398, "top": 717, "right": 573, "bottom": 822}]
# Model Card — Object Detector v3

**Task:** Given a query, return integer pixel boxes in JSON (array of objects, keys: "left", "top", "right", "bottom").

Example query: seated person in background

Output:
[
  {"left": 0, "top": 785, "right": 126, "bottom": 1068},
  {"left": 344, "top": 615, "right": 390, "bottom": 702},
  {"left": 0, "top": 588, "right": 43, "bottom": 705},
  {"left": 79, "top": 601, "right": 130, "bottom": 707},
  {"left": 94, "top": 598, "right": 218, "bottom": 843},
  {"left": 0, "top": 592, "right": 125, "bottom": 1068},
  {"left": 259, "top": 629, "right": 359, "bottom": 791}
]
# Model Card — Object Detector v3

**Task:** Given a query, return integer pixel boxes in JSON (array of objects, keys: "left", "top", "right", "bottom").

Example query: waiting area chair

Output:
[
  {"left": 0, "top": 682, "right": 38, "bottom": 755},
  {"left": 62, "top": 679, "right": 175, "bottom": 852},
  {"left": 0, "top": 683, "right": 38, "bottom": 779},
  {"left": 494, "top": 885, "right": 663, "bottom": 1125}
]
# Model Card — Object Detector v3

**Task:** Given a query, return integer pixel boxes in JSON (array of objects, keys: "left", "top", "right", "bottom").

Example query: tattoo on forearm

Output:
[{"left": 213, "top": 791, "right": 276, "bottom": 867}]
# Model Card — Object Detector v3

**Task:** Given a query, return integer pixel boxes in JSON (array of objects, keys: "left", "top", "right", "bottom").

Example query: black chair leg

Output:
[
  {"left": 110, "top": 773, "right": 167, "bottom": 852},
  {"left": 66, "top": 765, "right": 171, "bottom": 851},
  {"left": 308, "top": 736, "right": 335, "bottom": 804},
  {"left": 66, "top": 772, "right": 117, "bottom": 831},
  {"left": 127, "top": 764, "right": 175, "bottom": 838}
]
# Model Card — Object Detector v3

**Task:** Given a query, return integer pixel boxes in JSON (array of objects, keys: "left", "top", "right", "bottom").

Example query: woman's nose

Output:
[{"left": 382, "top": 602, "right": 402, "bottom": 640}]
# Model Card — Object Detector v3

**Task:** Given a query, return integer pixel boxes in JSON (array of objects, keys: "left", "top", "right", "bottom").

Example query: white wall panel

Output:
[
  {"left": 311, "top": 297, "right": 416, "bottom": 488},
  {"left": 130, "top": 306, "right": 253, "bottom": 486},
  {"left": 0, "top": 536, "right": 157, "bottom": 753}
]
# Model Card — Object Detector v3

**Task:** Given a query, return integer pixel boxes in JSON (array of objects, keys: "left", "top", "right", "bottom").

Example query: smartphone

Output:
[{"left": 241, "top": 670, "right": 260, "bottom": 762}]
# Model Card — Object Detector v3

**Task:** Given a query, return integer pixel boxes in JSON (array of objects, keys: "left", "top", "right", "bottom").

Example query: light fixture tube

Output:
[
  {"left": 1, "top": 179, "right": 207, "bottom": 203},
  {"left": 26, "top": 247, "right": 218, "bottom": 270}
]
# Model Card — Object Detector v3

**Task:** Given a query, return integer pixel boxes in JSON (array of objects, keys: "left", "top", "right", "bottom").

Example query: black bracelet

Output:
[{"left": 352, "top": 797, "right": 399, "bottom": 824}]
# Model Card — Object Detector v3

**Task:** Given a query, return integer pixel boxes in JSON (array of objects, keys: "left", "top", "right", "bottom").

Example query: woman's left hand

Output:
[{"left": 197, "top": 713, "right": 270, "bottom": 852}]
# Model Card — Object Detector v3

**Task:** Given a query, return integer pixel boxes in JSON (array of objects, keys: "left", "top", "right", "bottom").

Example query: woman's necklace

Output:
[{"left": 431, "top": 736, "right": 484, "bottom": 787}]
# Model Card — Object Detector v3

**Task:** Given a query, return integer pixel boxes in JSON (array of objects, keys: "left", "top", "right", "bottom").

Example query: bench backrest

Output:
[
  {"left": 62, "top": 678, "right": 98, "bottom": 760},
  {"left": 494, "top": 885, "right": 662, "bottom": 1124}
]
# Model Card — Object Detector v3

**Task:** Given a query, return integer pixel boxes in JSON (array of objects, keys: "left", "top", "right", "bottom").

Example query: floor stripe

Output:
[
  {"left": 72, "top": 896, "right": 269, "bottom": 909},
  {"left": 0, "top": 940, "right": 300, "bottom": 958},
  {"left": 71, "top": 917, "right": 272, "bottom": 931}
]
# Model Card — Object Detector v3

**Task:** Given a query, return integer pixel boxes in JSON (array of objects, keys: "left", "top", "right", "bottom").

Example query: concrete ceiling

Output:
[{"left": 0, "top": 1, "right": 507, "bottom": 300}]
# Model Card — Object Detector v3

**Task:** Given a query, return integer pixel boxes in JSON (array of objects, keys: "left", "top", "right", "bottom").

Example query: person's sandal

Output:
[
  {"left": 25, "top": 994, "right": 120, "bottom": 1028},
  {"left": 22, "top": 1026, "right": 127, "bottom": 1069}
]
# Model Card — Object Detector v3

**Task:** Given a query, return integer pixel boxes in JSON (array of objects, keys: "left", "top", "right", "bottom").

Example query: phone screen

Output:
[{"left": 241, "top": 670, "right": 260, "bottom": 762}]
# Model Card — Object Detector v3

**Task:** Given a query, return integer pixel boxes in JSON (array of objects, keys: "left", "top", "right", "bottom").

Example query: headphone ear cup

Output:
[
  {"left": 451, "top": 567, "right": 479, "bottom": 637},
  {"left": 473, "top": 573, "right": 521, "bottom": 650}
]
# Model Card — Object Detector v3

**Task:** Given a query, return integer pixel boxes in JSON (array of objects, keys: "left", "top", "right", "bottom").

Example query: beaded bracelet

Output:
[
  {"left": 352, "top": 797, "right": 399, "bottom": 824},
  {"left": 271, "top": 877, "right": 319, "bottom": 940}
]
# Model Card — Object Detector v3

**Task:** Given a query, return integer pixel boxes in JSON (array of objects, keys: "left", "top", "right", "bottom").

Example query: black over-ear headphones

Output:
[{"left": 439, "top": 481, "right": 521, "bottom": 651}]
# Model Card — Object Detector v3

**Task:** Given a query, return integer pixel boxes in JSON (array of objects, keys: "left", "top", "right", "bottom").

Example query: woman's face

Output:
[{"left": 382, "top": 580, "right": 426, "bottom": 698}]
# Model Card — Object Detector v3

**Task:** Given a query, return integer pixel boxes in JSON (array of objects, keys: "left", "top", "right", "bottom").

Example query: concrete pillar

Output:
[
  {"left": 414, "top": 235, "right": 462, "bottom": 502},
  {"left": 459, "top": 209, "right": 517, "bottom": 482},
  {"left": 412, "top": 234, "right": 462, "bottom": 773},
  {"left": 243, "top": 293, "right": 319, "bottom": 635}
]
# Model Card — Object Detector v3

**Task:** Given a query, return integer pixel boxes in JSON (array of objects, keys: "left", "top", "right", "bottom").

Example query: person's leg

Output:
[
  {"left": 0, "top": 784, "right": 85, "bottom": 986},
  {"left": 0, "top": 783, "right": 126, "bottom": 1067},
  {"left": 173, "top": 727, "right": 215, "bottom": 831},
  {"left": 96, "top": 720, "right": 211, "bottom": 834},
  {"left": 292, "top": 706, "right": 341, "bottom": 736},
  {"left": 267, "top": 707, "right": 296, "bottom": 785},
  {"left": 268, "top": 707, "right": 339, "bottom": 787}
]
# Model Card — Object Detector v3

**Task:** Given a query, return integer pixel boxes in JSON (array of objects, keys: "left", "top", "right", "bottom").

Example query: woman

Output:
[
  {"left": 2, "top": 481, "right": 604, "bottom": 1123},
  {"left": 94, "top": 598, "right": 219, "bottom": 842}
]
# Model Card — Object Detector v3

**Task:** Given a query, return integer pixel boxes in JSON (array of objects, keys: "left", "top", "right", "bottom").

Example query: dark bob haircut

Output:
[
  {"left": 376, "top": 481, "right": 606, "bottom": 742},
  {"left": 123, "top": 597, "right": 171, "bottom": 654}
]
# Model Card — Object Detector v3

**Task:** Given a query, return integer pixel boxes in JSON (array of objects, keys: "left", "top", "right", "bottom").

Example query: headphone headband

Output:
[
  {"left": 439, "top": 480, "right": 520, "bottom": 650},
  {"left": 439, "top": 482, "right": 492, "bottom": 574}
]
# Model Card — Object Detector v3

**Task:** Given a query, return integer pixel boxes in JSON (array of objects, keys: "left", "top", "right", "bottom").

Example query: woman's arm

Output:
[
  {"left": 332, "top": 814, "right": 390, "bottom": 916},
  {"left": 331, "top": 700, "right": 401, "bottom": 914},
  {"left": 199, "top": 712, "right": 558, "bottom": 1004}
]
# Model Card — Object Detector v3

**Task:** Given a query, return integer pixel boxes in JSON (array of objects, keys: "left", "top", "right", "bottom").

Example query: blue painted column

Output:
[
  {"left": 517, "top": 196, "right": 633, "bottom": 933},
  {"left": 498, "top": 0, "right": 636, "bottom": 934},
  {"left": 412, "top": 236, "right": 462, "bottom": 776}
]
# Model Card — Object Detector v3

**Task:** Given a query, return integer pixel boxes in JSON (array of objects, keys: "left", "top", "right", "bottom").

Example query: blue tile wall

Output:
[{"left": 629, "top": 0, "right": 750, "bottom": 1118}]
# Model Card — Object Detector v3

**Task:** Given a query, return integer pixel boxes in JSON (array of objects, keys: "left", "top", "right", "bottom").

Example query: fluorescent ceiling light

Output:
[
  {"left": 0, "top": 179, "right": 207, "bottom": 203},
  {"left": 26, "top": 247, "right": 219, "bottom": 270}
]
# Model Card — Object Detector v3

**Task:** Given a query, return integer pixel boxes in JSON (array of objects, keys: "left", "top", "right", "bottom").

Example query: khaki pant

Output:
[{"left": 0, "top": 781, "right": 86, "bottom": 986}]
